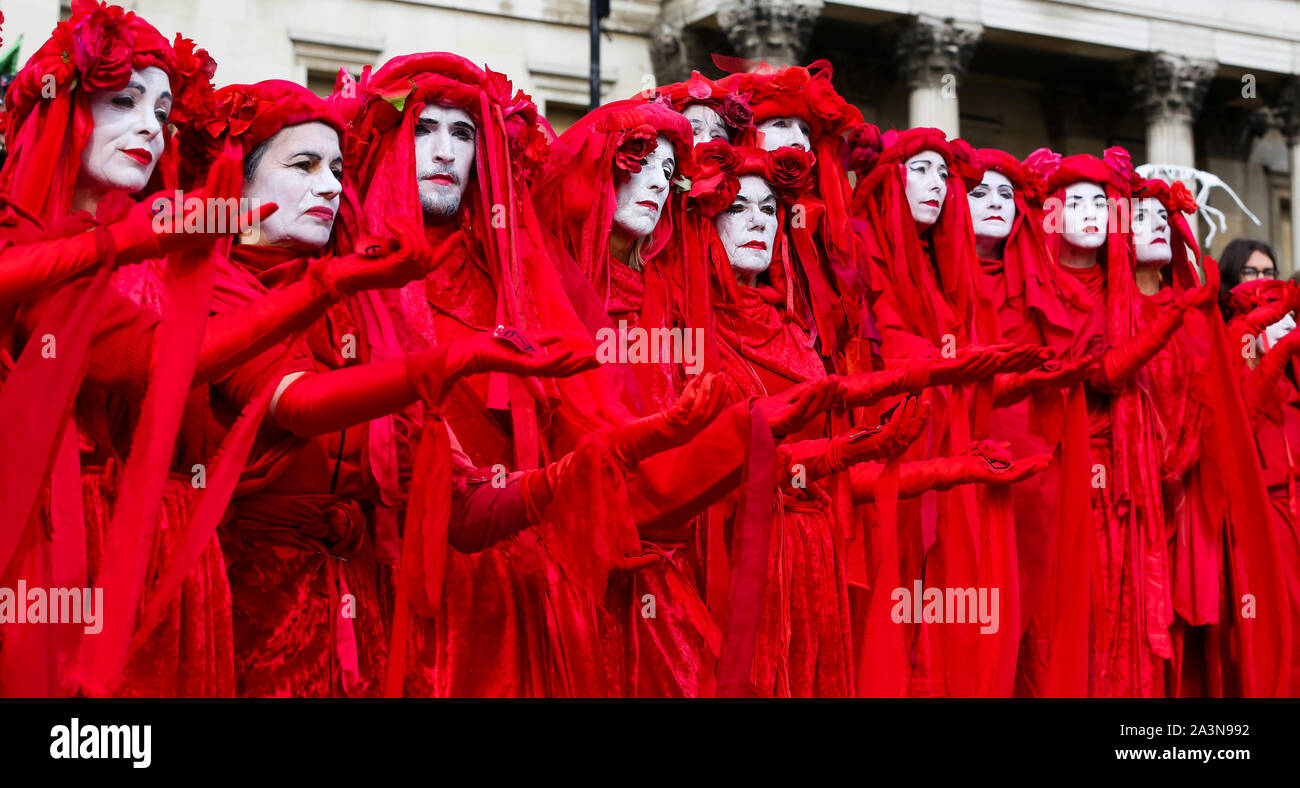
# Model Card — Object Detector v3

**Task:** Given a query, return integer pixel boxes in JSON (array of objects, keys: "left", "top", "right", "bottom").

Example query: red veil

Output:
[
  {"left": 719, "top": 60, "right": 872, "bottom": 372},
  {"left": 0, "top": 0, "right": 224, "bottom": 696},
  {"left": 1133, "top": 177, "right": 1292, "bottom": 696}
]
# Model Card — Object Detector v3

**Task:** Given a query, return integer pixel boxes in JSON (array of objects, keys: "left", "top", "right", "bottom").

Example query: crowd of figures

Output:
[{"left": 0, "top": 1, "right": 1297, "bottom": 698}]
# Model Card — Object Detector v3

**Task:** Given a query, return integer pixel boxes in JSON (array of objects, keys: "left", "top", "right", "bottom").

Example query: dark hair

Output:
[
  {"left": 243, "top": 137, "right": 272, "bottom": 184},
  {"left": 1218, "top": 238, "right": 1278, "bottom": 317}
]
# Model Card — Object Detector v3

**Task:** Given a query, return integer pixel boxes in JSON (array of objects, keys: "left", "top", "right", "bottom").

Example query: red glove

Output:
[
  {"left": 993, "top": 354, "right": 1099, "bottom": 406},
  {"left": 272, "top": 328, "right": 598, "bottom": 437},
  {"left": 1227, "top": 280, "right": 1298, "bottom": 347},
  {"left": 1100, "top": 301, "right": 1188, "bottom": 387},
  {"left": 1179, "top": 255, "right": 1220, "bottom": 310},
  {"left": 843, "top": 344, "right": 1052, "bottom": 406},
  {"left": 754, "top": 376, "right": 847, "bottom": 437},
  {"left": 120, "top": 188, "right": 278, "bottom": 260},
  {"left": 603, "top": 372, "right": 729, "bottom": 469},
  {"left": 307, "top": 216, "right": 441, "bottom": 299},
  {"left": 785, "top": 394, "right": 931, "bottom": 483},
  {"left": 519, "top": 373, "right": 728, "bottom": 518},
  {"left": 406, "top": 327, "right": 600, "bottom": 407},
  {"left": 1246, "top": 326, "right": 1300, "bottom": 410},
  {"left": 849, "top": 441, "right": 1052, "bottom": 502}
]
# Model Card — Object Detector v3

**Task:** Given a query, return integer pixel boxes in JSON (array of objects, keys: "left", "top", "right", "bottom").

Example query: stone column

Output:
[
  {"left": 1131, "top": 52, "right": 1216, "bottom": 239},
  {"left": 1131, "top": 53, "right": 1216, "bottom": 169},
  {"left": 716, "top": 0, "right": 824, "bottom": 67},
  {"left": 1279, "top": 78, "right": 1300, "bottom": 277},
  {"left": 895, "top": 14, "right": 982, "bottom": 138}
]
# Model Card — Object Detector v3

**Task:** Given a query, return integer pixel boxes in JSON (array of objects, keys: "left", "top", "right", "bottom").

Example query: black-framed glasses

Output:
[{"left": 1242, "top": 267, "right": 1278, "bottom": 280}]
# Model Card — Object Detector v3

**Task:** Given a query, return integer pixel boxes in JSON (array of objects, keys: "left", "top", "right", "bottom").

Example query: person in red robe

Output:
[
  {"left": 684, "top": 140, "right": 1052, "bottom": 695},
  {"left": 334, "top": 52, "right": 828, "bottom": 697},
  {"left": 851, "top": 128, "right": 1051, "bottom": 696},
  {"left": 957, "top": 144, "right": 1099, "bottom": 696},
  {"left": 1225, "top": 277, "right": 1300, "bottom": 695},
  {"left": 1128, "top": 177, "right": 1292, "bottom": 697},
  {"left": 1022, "top": 147, "right": 1218, "bottom": 696}
]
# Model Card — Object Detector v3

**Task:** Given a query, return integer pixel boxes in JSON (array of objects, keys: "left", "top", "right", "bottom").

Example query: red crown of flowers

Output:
[
  {"left": 4, "top": 1, "right": 214, "bottom": 136},
  {"left": 657, "top": 71, "right": 754, "bottom": 132},
  {"left": 717, "top": 59, "right": 863, "bottom": 140},
  {"left": 1132, "top": 177, "right": 1198, "bottom": 216},
  {"left": 687, "top": 140, "right": 815, "bottom": 217}
]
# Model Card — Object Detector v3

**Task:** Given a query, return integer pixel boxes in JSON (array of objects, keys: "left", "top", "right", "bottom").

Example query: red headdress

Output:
[
  {"left": 0, "top": 0, "right": 215, "bottom": 225},
  {"left": 716, "top": 60, "right": 871, "bottom": 370},
  {"left": 536, "top": 99, "right": 692, "bottom": 285},
  {"left": 686, "top": 142, "right": 817, "bottom": 348},
  {"left": 1131, "top": 176, "right": 1203, "bottom": 295},
  {"left": 852, "top": 127, "right": 988, "bottom": 350},
  {"left": 655, "top": 70, "right": 754, "bottom": 139},
  {"left": 958, "top": 143, "right": 1091, "bottom": 352},
  {"left": 532, "top": 99, "right": 696, "bottom": 412}
]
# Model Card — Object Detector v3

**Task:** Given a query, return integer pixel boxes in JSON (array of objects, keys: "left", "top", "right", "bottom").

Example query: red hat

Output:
[
  {"left": 687, "top": 140, "right": 815, "bottom": 217},
  {"left": 655, "top": 71, "right": 754, "bottom": 136},
  {"left": 0, "top": 0, "right": 216, "bottom": 223}
]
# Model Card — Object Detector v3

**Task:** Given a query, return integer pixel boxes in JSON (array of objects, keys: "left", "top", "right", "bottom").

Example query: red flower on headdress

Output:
[
  {"left": 613, "top": 124, "right": 658, "bottom": 177},
  {"left": 768, "top": 147, "right": 814, "bottom": 198},
  {"left": 721, "top": 91, "right": 753, "bottom": 130},
  {"left": 70, "top": 3, "right": 135, "bottom": 91},
  {"left": 844, "top": 122, "right": 882, "bottom": 174},
  {"left": 167, "top": 34, "right": 217, "bottom": 125},
  {"left": 1167, "top": 180, "right": 1198, "bottom": 215},
  {"left": 1022, "top": 147, "right": 1062, "bottom": 184},
  {"left": 1102, "top": 146, "right": 1138, "bottom": 188}
]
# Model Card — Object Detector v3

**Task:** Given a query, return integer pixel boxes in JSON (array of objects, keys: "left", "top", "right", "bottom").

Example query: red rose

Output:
[
  {"left": 1168, "top": 180, "right": 1198, "bottom": 215},
  {"left": 768, "top": 147, "right": 814, "bottom": 198},
  {"left": 71, "top": 5, "right": 134, "bottom": 91},
  {"left": 721, "top": 92, "right": 753, "bottom": 130},
  {"left": 688, "top": 171, "right": 741, "bottom": 218},
  {"left": 613, "top": 124, "right": 658, "bottom": 176},
  {"left": 691, "top": 139, "right": 742, "bottom": 179},
  {"left": 844, "top": 121, "right": 882, "bottom": 174}
]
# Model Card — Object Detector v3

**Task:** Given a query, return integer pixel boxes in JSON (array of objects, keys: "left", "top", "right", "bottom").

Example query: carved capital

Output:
[
  {"left": 716, "top": 0, "right": 824, "bottom": 66},
  {"left": 895, "top": 14, "right": 982, "bottom": 90},
  {"left": 1131, "top": 52, "right": 1217, "bottom": 124},
  {"left": 1276, "top": 77, "right": 1300, "bottom": 144}
]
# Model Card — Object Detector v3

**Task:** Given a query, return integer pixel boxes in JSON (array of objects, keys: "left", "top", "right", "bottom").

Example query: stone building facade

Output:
[{"left": 4, "top": 0, "right": 1300, "bottom": 267}]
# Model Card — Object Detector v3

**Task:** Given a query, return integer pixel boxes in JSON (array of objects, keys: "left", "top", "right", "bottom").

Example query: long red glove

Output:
[
  {"left": 783, "top": 394, "right": 931, "bottom": 483},
  {"left": 842, "top": 344, "right": 1051, "bottom": 406},
  {"left": 0, "top": 194, "right": 271, "bottom": 306},
  {"left": 78, "top": 222, "right": 441, "bottom": 395},
  {"left": 753, "top": 376, "right": 847, "bottom": 437},
  {"left": 1101, "top": 262, "right": 1219, "bottom": 387},
  {"left": 849, "top": 440, "right": 1052, "bottom": 502},
  {"left": 520, "top": 372, "right": 729, "bottom": 517},
  {"left": 993, "top": 354, "right": 1098, "bottom": 407},
  {"left": 273, "top": 327, "right": 598, "bottom": 437},
  {"left": 1244, "top": 326, "right": 1300, "bottom": 411},
  {"left": 305, "top": 216, "right": 443, "bottom": 299},
  {"left": 1226, "top": 280, "right": 1299, "bottom": 348}
]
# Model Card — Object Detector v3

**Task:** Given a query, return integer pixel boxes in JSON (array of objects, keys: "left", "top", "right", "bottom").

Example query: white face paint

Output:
[
  {"left": 242, "top": 121, "right": 343, "bottom": 251},
  {"left": 612, "top": 135, "right": 674, "bottom": 239},
  {"left": 1062, "top": 181, "right": 1108, "bottom": 250},
  {"left": 904, "top": 150, "right": 948, "bottom": 228},
  {"left": 967, "top": 169, "right": 1015, "bottom": 242},
  {"left": 756, "top": 116, "right": 811, "bottom": 152},
  {"left": 414, "top": 103, "right": 476, "bottom": 220},
  {"left": 716, "top": 175, "right": 778, "bottom": 280},
  {"left": 682, "top": 103, "right": 728, "bottom": 147},
  {"left": 1131, "top": 196, "right": 1171, "bottom": 266},
  {"left": 79, "top": 66, "right": 172, "bottom": 197}
]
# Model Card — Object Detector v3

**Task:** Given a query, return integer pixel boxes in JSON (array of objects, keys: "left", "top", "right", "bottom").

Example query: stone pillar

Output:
[
  {"left": 1131, "top": 53, "right": 1216, "bottom": 169},
  {"left": 1279, "top": 78, "right": 1300, "bottom": 277},
  {"left": 716, "top": 0, "right": 824, "bottom": 67},
  {"left": 1131, "top": 52, "right": 1216, "bottom": 240},
  {"left": 895, "top": 14, "right": 982, "bottom": 137}
]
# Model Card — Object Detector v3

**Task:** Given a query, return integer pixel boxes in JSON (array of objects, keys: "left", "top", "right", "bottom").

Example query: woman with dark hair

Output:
[{"left": 1219, "top": 239, "right": 1280, "bottom": 310}]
